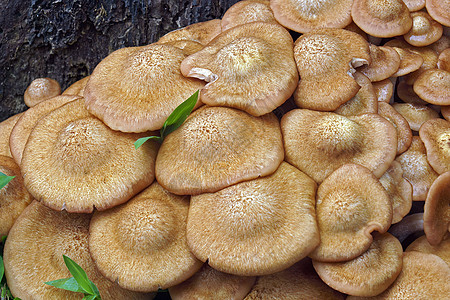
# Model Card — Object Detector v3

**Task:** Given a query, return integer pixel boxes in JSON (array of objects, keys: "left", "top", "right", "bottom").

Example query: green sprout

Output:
[{"left": 0, "top": 173, "right": 15, "bottom": 190}]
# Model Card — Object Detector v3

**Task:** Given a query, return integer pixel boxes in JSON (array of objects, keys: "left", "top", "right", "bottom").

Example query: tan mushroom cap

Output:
[
  {"left": 3, "top": 201, "right": 151, "bottom": 300},
  {"left": 281, "top": 109, "right": 397, "bottom": 183},
  {"left": 406, "top": 234, "right": 450, "bottom": 265},
  {"left": 270, "top": 0, "right": 353, "bottom": 33},
  {"left": 395, "top": 136, "right": 439, "bottom": 200},
  {"left": 21, "top": 99, "right": 158, "bottom": 213},
  {"left": 392, "top": 102, "right": 439, "bottom": 131},
  {"left": 344, "top": 22, "right": 369, "bottom": 40},
  {"left": 0, "top": 113, "right": 23, "bottom": 157},
  {"left": 293, "top": 28, "right": 370, "bottom": 111},
  {"left": 313, "top": 232, "right": 403, "bottom": 297},
  {"left": 9, "top": 95, "right": 81, "bottom": 165},
  {"left": 351, "top": 0, "right": 412, "bottom": 38},
  {"left": 443, "top": 105, "right": 450, "bottom": 121},
  {"left": 396, "top": 80, "right": 427, "bottom": 105},
  {"left": 378, "top": 102, "right": 413, "bottom": 154},
  {"left": 438, "top": 48, "right": 450, "bottom": 72},
  {"left": 426, "top": 0, "right": 450, "bottom": 26},
  {"left": 156, "top": 106, "right": 284, "bottom": 195},
  {"left": 309, "top": 164, "right": 392, "bottom": 262},
  {"left": 403, "top": 0, "right": 426, "bottom": 12},
  {"left": 221, "top": 0, "right": 279, "bottom": 31},
  {"left": 404, "top": 11, "right": 443, "bottom": 47},
  {"left": 244, "top": 258, "right": 345, "bottom": 300},
  {"left": 24, "top": 77, "right": 61, "bottom": 107},
  {"left": 62, "top": 76, "right": 90, "bottom": 96},
  {"left": 373, "top": 78, "right": 394, "bottom": 103},
  {"left": 0, "top": 155, "right": 32, "bottom": 236},
  {"left": 419, "top": 118, "right": 450, "bottom": 174},
  {"left": 157, "top": 39, "right": 204, "bottom": 56},
  {"left": 358, "top": 44, "right": 400, "bottom": 81},
  {"left": 169, "top": 264, "right": 256, "bottom": 300},
  {"left": 84, "top": 44, "right": 204, "bottom": 132},
  {"left": 180, "top": 22, "right": 298, "bottom": 116},
  {"left": 187, "top": 162, "right": 319, "bottom": 276},
  {"left": 157, "top": 19, "right": 222, "bottom": 45},
  {"left": 430, "top": 35, "right": 450, "bottom": 54},
  {"left": 413, "top": 68, "right": 450, "bottom": 105},
  {"left": 89, "top": 182, "right": 202, "bottom": 292},
  {"left": 347, "top": 251, "right": 450, "bottom": 300},
  {"left": 391, "top": 47, "right": 424, "bottom": 77},
  {"left": 378, "top": 161, "right": 413, "bottom": 224}
]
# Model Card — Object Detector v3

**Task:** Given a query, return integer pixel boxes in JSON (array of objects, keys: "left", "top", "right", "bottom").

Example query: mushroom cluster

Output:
[{"left": 1, "top": 0, "right": 449, "bottom": 299}]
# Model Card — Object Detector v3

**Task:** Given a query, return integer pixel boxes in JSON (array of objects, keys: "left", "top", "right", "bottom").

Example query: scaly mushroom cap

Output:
[
  {"left": 270, "top": 0, "right": 353, "bottom": 33},
  {"left": 378, "top": 102, "right": 413, "bottom": 154},
  {"left": 187, "top": 162, "right": 319, "bottom": 276},
  {"left": 24, "top": 77, "right": 61, "bottom": 107},
  {"left": 373, "top": 79, "right": 394, "bottom": 103},
  {"left": 391, "top": 47, "right": 424, "bottom": 77},
  {"left": 62, "top": 76, "right": 90, "bottom": 96},
  {"left": 438, "top": 48, "right": 450, "bottom": 72},
  {"left": 156, "top": 106, "right": 284, "bottom": 195},
  {"left": 395, "top": 136, "right": 439, "bottom": 200},
  {"left": 406, "top": 234, "right": 450, "bottom": 265},
  {"left": 347, "top": 251, "right": 450, "bottom": 299},
  {"left": 0, "top": 155, "right": 32, "bottom": 236},
  {"left": 313, "top": 233, "right": 403, "bottom": 297},
  {"left": 413, "top": 69, "right": 450, "bottom": 106},
  {"left": 89, "top": 182, "right": 202, "bottom": 292},
  {"left": 392, "top": 102, "right": 439, "bottom": 131},
  {"left": 403, "top": 0, "right": 426, "bottom": 12},
  {"left": 426, "top": 0, "right": 450, "bottom": 26},
  {"left": 0, "top": 113, "right": 23, "bottom": 157},
  {"left": 9, "top": 95, "right": 81, "bottom": 165},
  {"left": 244, "top": 258, "right": 345, "bottom": 300},
  {"left": 3, "top": 201, "right": 151, "bottom": 300},
  {"left": 221, "top": 0, "right": 278, "bottom": 31},
  {"left": 419, "top": 118, "right": 450, "bottom": 174},
  {"left": 180, "top": 22, "right": 298, "bottom": 116},
  {"left": 281, "top": 109, "right": 397, "bottom": 183},
  {"left": 404, "top": 11, "right": 443, "bottom": 47},
  {"left": 351, "top": 0, "right": 412, "bottom": 38},
  {"left": 21, "top": 99, "right": 158, "bottom": 213},
  {"left": 169, "top": 264, "right": 256, "bottom": 300},
  {"left": 358, "top": 44, "right": 400, "bottom": 81},
  {"left": 309, "top": 164, "right": 393, "bottom": 262},
  {"left": 84, "top": 44, "right": 204, "bottom": 132},
  {"left": 157, "top": 19, "right": 222, "bottom": 45},
  {"left": 293, "top": 28, "right": 370, "bottom": 111},
  {"left": 423, "top": 171, "right": 450, "bottom": 245}
]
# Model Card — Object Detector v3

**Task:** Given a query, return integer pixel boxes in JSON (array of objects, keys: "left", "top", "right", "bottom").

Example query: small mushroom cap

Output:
[
  {"left": 3, "top": 201, "right": 151, "bottom": 300},
  {"left": 404, "top": 11, "right": 443, "bottom": 47},
  {"left": 187, "top": 162, "right": 319, "bottom": 276},
  {"left": 270, "top": 0, "right": 353, "bottom": 33},
  {"left": 0, "top": 155, "right": 32, "bottom": 236},
  {"left": 84, "top": 44, "right": 204, "bottom": 132},
  {"left": 180, "top": 22, "right": 298, "bottom": 116},
  {"left": 244, "top": 258, "right": 345, "bottom": 300},
  {"left": 24, "top": 77, "right": 61, "bottom": 107},
  {"left": 313, "top": 232, "right": 403, "bottom": 297},
  {"left": 347, "top": 251, "right": 450, "bottom": 300},
  {"left": 438, "top": 48, "right": 450, "bottom": 72},
  {"left": 156, "top": 106, "right": 284, "bottom": 195},
  {"left": 372, "top": 78, "right": 394, "bottom": 103},
  {"left": 281, "top": 109, "right": 397, "bottom": 183},
  {"left": 423, "top": 171, "right": 450, "bottom": 245},
  {"left": 351, "top": 0, "right": 413, "bottom": 38},
  {"left": 426, "top": 0, "right": 450, "bottom": 26},
  {"left": 378, "top": 102, "right": 413, "bottom": 154},
  {"left": 21, "top": 99, "right": 158, "bottom": 213},
  {"left": 0, "top": 113, "right": 23, "bottom": 157},
  {"left": 62, "top": 76, "right": 90, "bottom": 96},
  {"left": 403, "top": 0, "right": 426, "bottom": 12},
  {"left": 419, "top": 118, "right": 450, "bottom": 174},
  {"left": 392, "top": 102, "right": 439, "bottom": 131},
  {"left": 169, "top": 264, "right": 256, "bottom": 300},
  {"left": 158, "top": 19, "right": 222, "bottom": 45},
  {"left": 309, "top": 164, "right": 393, "bottom": 262},
  {"left": 413, "top": 68, "right": 450, "bottom": 106},
  {"left": 358, "top": 44, "right": 401, "bottom": 81},
  {"left": 89, "top": 182, "right": 202, "bottom": 292},
  {"left": 221, "top": 0, "right": 279, "bottom": 31},
  {"left": 391, "top": 47, "right": 424, "bottom": 77},
  {"left": 406, "top": 234, "right": 450, "bottom": 265}
]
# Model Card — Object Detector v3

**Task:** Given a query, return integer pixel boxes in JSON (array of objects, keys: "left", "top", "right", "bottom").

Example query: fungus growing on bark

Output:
[{"left": 24, "top": 77, "right": 61, "bottom": 107}]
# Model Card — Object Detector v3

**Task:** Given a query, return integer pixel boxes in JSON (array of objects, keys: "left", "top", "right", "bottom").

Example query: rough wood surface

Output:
[{"left": 0, "top": 0, "right": 240, "bottom": 121}]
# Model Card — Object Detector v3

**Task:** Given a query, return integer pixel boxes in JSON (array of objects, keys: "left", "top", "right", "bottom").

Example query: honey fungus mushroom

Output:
[{"left": 23, "top": 77, "right": 61, "bottom": 107}]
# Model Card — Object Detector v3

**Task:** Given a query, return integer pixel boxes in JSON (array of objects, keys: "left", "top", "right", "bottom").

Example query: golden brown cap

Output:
[
  {"left": 21, "top": 99, "right": 158, "bottom": 213},
  {"left": 187, "top": 162, "right": 319, "bottom": 276},
  {"left": 0, "top": 113, "right": 23, "bottom": 157},
  {"left": 419, "top": 118, "right": 450, "bottom": 174},
  {"left": 403, "top": 0, "right": 426, "bottom": 11},
  {"left": 373, "top": 78, "right": 394, "bottom": 103},
  {"left": 413, "top": 68, "right": 450, "bottom": 105},
  {"left": 406, "top": 234, "right": 450, "bottom": 265},
  {"left": 404, "top": 11, "right": 443, "bottom": 47},
  {"left": 156, "top": 106, "right": 284, "bottom": 195},
  {"left": 378, "top": 102, "right": 413, "bottom": 154},
  {"left": 157, "top": 39, "right": 204, "bottom": 56},
  {"left": 391, "top": 46, "right": 424, "bottom": 77},
  {"left": 392, "top": 102, "right": 439, "bottom": 131},
  {"left": 24, "top": 77, "right": 61, "bottom": 107},
  {"left": 221, "top": 0, "right": 278, "bottom": 31},
  {"left": 438, "top": 48, "right": 450, "bottom": 72},
  {"left": 426, "top": 0, "right": 450, "bottom": 26},
  {"left": 62, "top": 76, "right": 90, "bottom": 96},
  {"left": 158, "top": 19, "right": 222, "bottom": 45},
  {"left": 430, "top": 35, "right": 450, "bottom": 54},
  {"left": 358, "top": 44, "right": 400, "bottom": 81}
]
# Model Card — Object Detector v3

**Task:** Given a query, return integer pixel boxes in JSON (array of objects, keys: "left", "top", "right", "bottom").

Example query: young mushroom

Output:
[
  {"left": 23, "top": 77, "right": 61, "bottom": 107},
  {"left": 403, "top": 11, "right": 443, "bottom": 47},
  {"left": 221, "top": 0, "right": 279, "bottom": 31}
]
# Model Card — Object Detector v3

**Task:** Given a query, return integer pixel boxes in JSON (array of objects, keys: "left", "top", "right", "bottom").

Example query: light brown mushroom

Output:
[
  {"left": 413, "top": 68, "right": 450, "bottom": 106},
  {"left": 396, "top": 80, "right": 427, "bottom": 105},
  {"left": 406, "top": 234, "right": 450, "bottom": 265},
  {"left": 391, "top": 47, "right": 424, "bottom": 77},
  {"left": 221, "top": 0, "right": 279, "bottom": 31},
  {"left": 402, "top": 0, "right": 426, "bottom": 12},
  {"left": 0, "top": 113, "right": 23, "bottom": 157},
  {"left": 378, "top": 102, "right": 413, "bottom": 155},
  {"left": 392, "top": 102, "right": 439, "bottom": 131},
  {"left": 62, "top": 76, "right": 90, "bottom": 96},
  {"left": 157, "top": 19, "right": 222, "bottom": 45},
  {"left": 372, "top": 78, "right": 394, "bottom": 103},
  {"left": 419, "top": 118, "right": 450, "bottom": 174},
  {"left": 404, "top": 11, "right": 443, "bottom": 47},
  {"left": 430, "top": 35, "right": 450, "bottom": 54},
  {"left": 157, "top": 39, "right": 204, "bottom": 56},
  {"left": 24, "top": 77, "right": 61, "bottom": 107},
  {"left": 442, "top": 105, "right": 450, "bottom": 121},
  {"left": 438, "top": 48, "right": 450, "bottom": 72},
  {"left": 358, "top": 44, "right": 400, "bottom": 81},
  {"left": 426, "top": 0, "right": 450, "bottom": 27}
]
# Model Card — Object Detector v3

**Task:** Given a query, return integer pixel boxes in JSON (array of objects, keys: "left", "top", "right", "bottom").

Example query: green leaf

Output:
[
  {"left": 44, "top": 277, "right": 84, "bottom": 293},
  {"left": 134, "top": 136, "right": 161, "bottom": 149},
  {"left": 0, "top": 256, "right": 4, "bottom": 283},
  {"left": 82, "top": 294, "right": 99, "bottom": 300},
  {"left": 1, "top": 236, "right": 6, "bottom": 244},
  {"left": 62, "top": 256, "right": 95, "bottom": 295},
  {"left": 0, "top": 173, "right": 15, "bottom": 190},
  {"left": 161, "top": 90, "right": 199, "bottom": 139}
]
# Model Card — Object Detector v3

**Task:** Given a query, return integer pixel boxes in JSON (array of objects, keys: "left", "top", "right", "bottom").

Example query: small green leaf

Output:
[
  {"left": 62, "top": 256, "right": 95, "bottom": 295},
  {"left": 82, "top": 294, "right": 99, "bottom": 300},
  {"left": 134, "top": 136, "right": 161, "bottom": 149},
  {"left": 1, "top": 236, "right": 6, "bottom": 244},
  {"left": 44, "top": 277, "right": 84, "bottom": 293},
  {"left": 0, "top": 173, "right": 15, "bottom": 190},
  {"left": 0, "top": 256, "right": 4, "bottom": 283},
  {"left": 161, "top": 90, "right": 199, "bottom": 139}
]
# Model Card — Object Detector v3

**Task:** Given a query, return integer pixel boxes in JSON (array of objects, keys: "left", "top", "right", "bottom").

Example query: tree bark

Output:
[{"left": 0, "top": 0, "right": 240, "bottom": 121}]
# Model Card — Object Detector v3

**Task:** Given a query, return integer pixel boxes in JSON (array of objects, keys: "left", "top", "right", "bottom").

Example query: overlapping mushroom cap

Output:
[
  {"left": 0, "top": 113, "right": 23, "bottom": 157},
  {"left": 358, "top": 44, "right": 400, "bottom": 82},
  {"left": 24, "top": 77, "right": 61, "bottom": 107},
  {"left": 157, "top": 19, "right": 222, "bottom": 45},
  {"left": 406, "top": 234, "right": 450, "bottom": 265},
  {"left": 404, "top": 11, "right": 443, "bottom": 46},
  {"left": 21, "top": 99, "right": 158, "bottom": 213},
  {"left": 419, "top": 118, "right": 450, "bottom": 174},
  {"left": 221, "top": 0, "right": 279, "bottom": 31},
  {"left": 378, "top": 102, "right": 413, "bottom": 155},
  {"left": 413, "top": 69, "right": 450, "bottom": 106}
]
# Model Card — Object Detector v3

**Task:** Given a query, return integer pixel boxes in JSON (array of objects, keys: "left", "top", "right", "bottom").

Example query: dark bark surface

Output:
[{"left": 0, "top": 0, "right": 240, "bottom": 121}]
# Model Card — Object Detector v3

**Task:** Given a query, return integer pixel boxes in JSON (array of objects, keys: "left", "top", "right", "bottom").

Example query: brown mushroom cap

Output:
[
  {"left": 378, "top": 102, "right": 413, "bottom": 154},
  {"left": 426, "top": 0, "right": 450, "bottom": 26},
  {"left": 84, "top": 44, "right": 204, "bottom": 132},
  {"left": 430, "top": 35, "right": 450, "bottom": 54},
  {"left": 438, "top": 48, "right": 450, "bottom": 72},
  {"left": 413, "top": 68, "right": 450, "bottom": 105},
  {"left": 373, "top": 78, "right": 394, "bottom": 103},
  {"left": 391, "top": 46, "right": 424, "bottom": 77},
  {"left": 0, "top": 113, "right": 23, "bottom": 157},
  {"left": 89, "top": 182, "right": 202, "bottom": 292},
  {"left": 62, "top": 76, "right": 90, "bottom": 96},
  {"left": 0, "top": 155, "right": 32, "bottom": 236},
  {"left": 403, "top": 0, "right": 426, "bottom": 12},
  {"left": 443, "top": 105, "right": 450, "bottom": 121},
  {"left": 392, "top": 102, "right": 439, "bottom": 131},
  {"left": 221, "top": 0, "right": 279, "bottom": 31},
  {"left": 180, "top": 22, "right": 298, "bottom": 116},
  {"left": 21, "top": 99, "right": 158, "bottom": 213},
  {"left": 309, "top": 164, "right": 392, "bottom": 262},
  {"left": 270, "top": 0, "right": 353, "bottom": 33},
  {"left": 404, "top": 11, "right": 443, "bottom": 47},
  {"left": 358, "top": 44, "right": 401, "bottom": 81},
  {"left": 419, "top": 118, "right": 450, "bottom": 174},
  {"left": 169, "top": 264, "right": 256, "bottom": 300},
  {"left": 157, "top": 39, "right": 204, "bottom": 56},
  {"left": 351, "top": 0, "right": 412, "bottom": 38},
  {"left": 157, "top": 19, "right": 222, "bottom": 45},
  {"left": 156, "top": 106, "right": 284, "bottom": 195},
  {"left": 187, "top": 162, "right": 319, "bottom": 276},
  {"left": 3, "top": 201, "right": 150, "bottom": 300},
  {"left": 24, "top": 77, "right": 61, "bottom": 107},
  {"left": 406, "top": 234, "right": 450, "bottom": 265},
  {"left": 281, "top": 109, "right": 397, "bottom": 183},
  {"left": 313, "top": 232, "right": 403, "bottom": 297}
]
